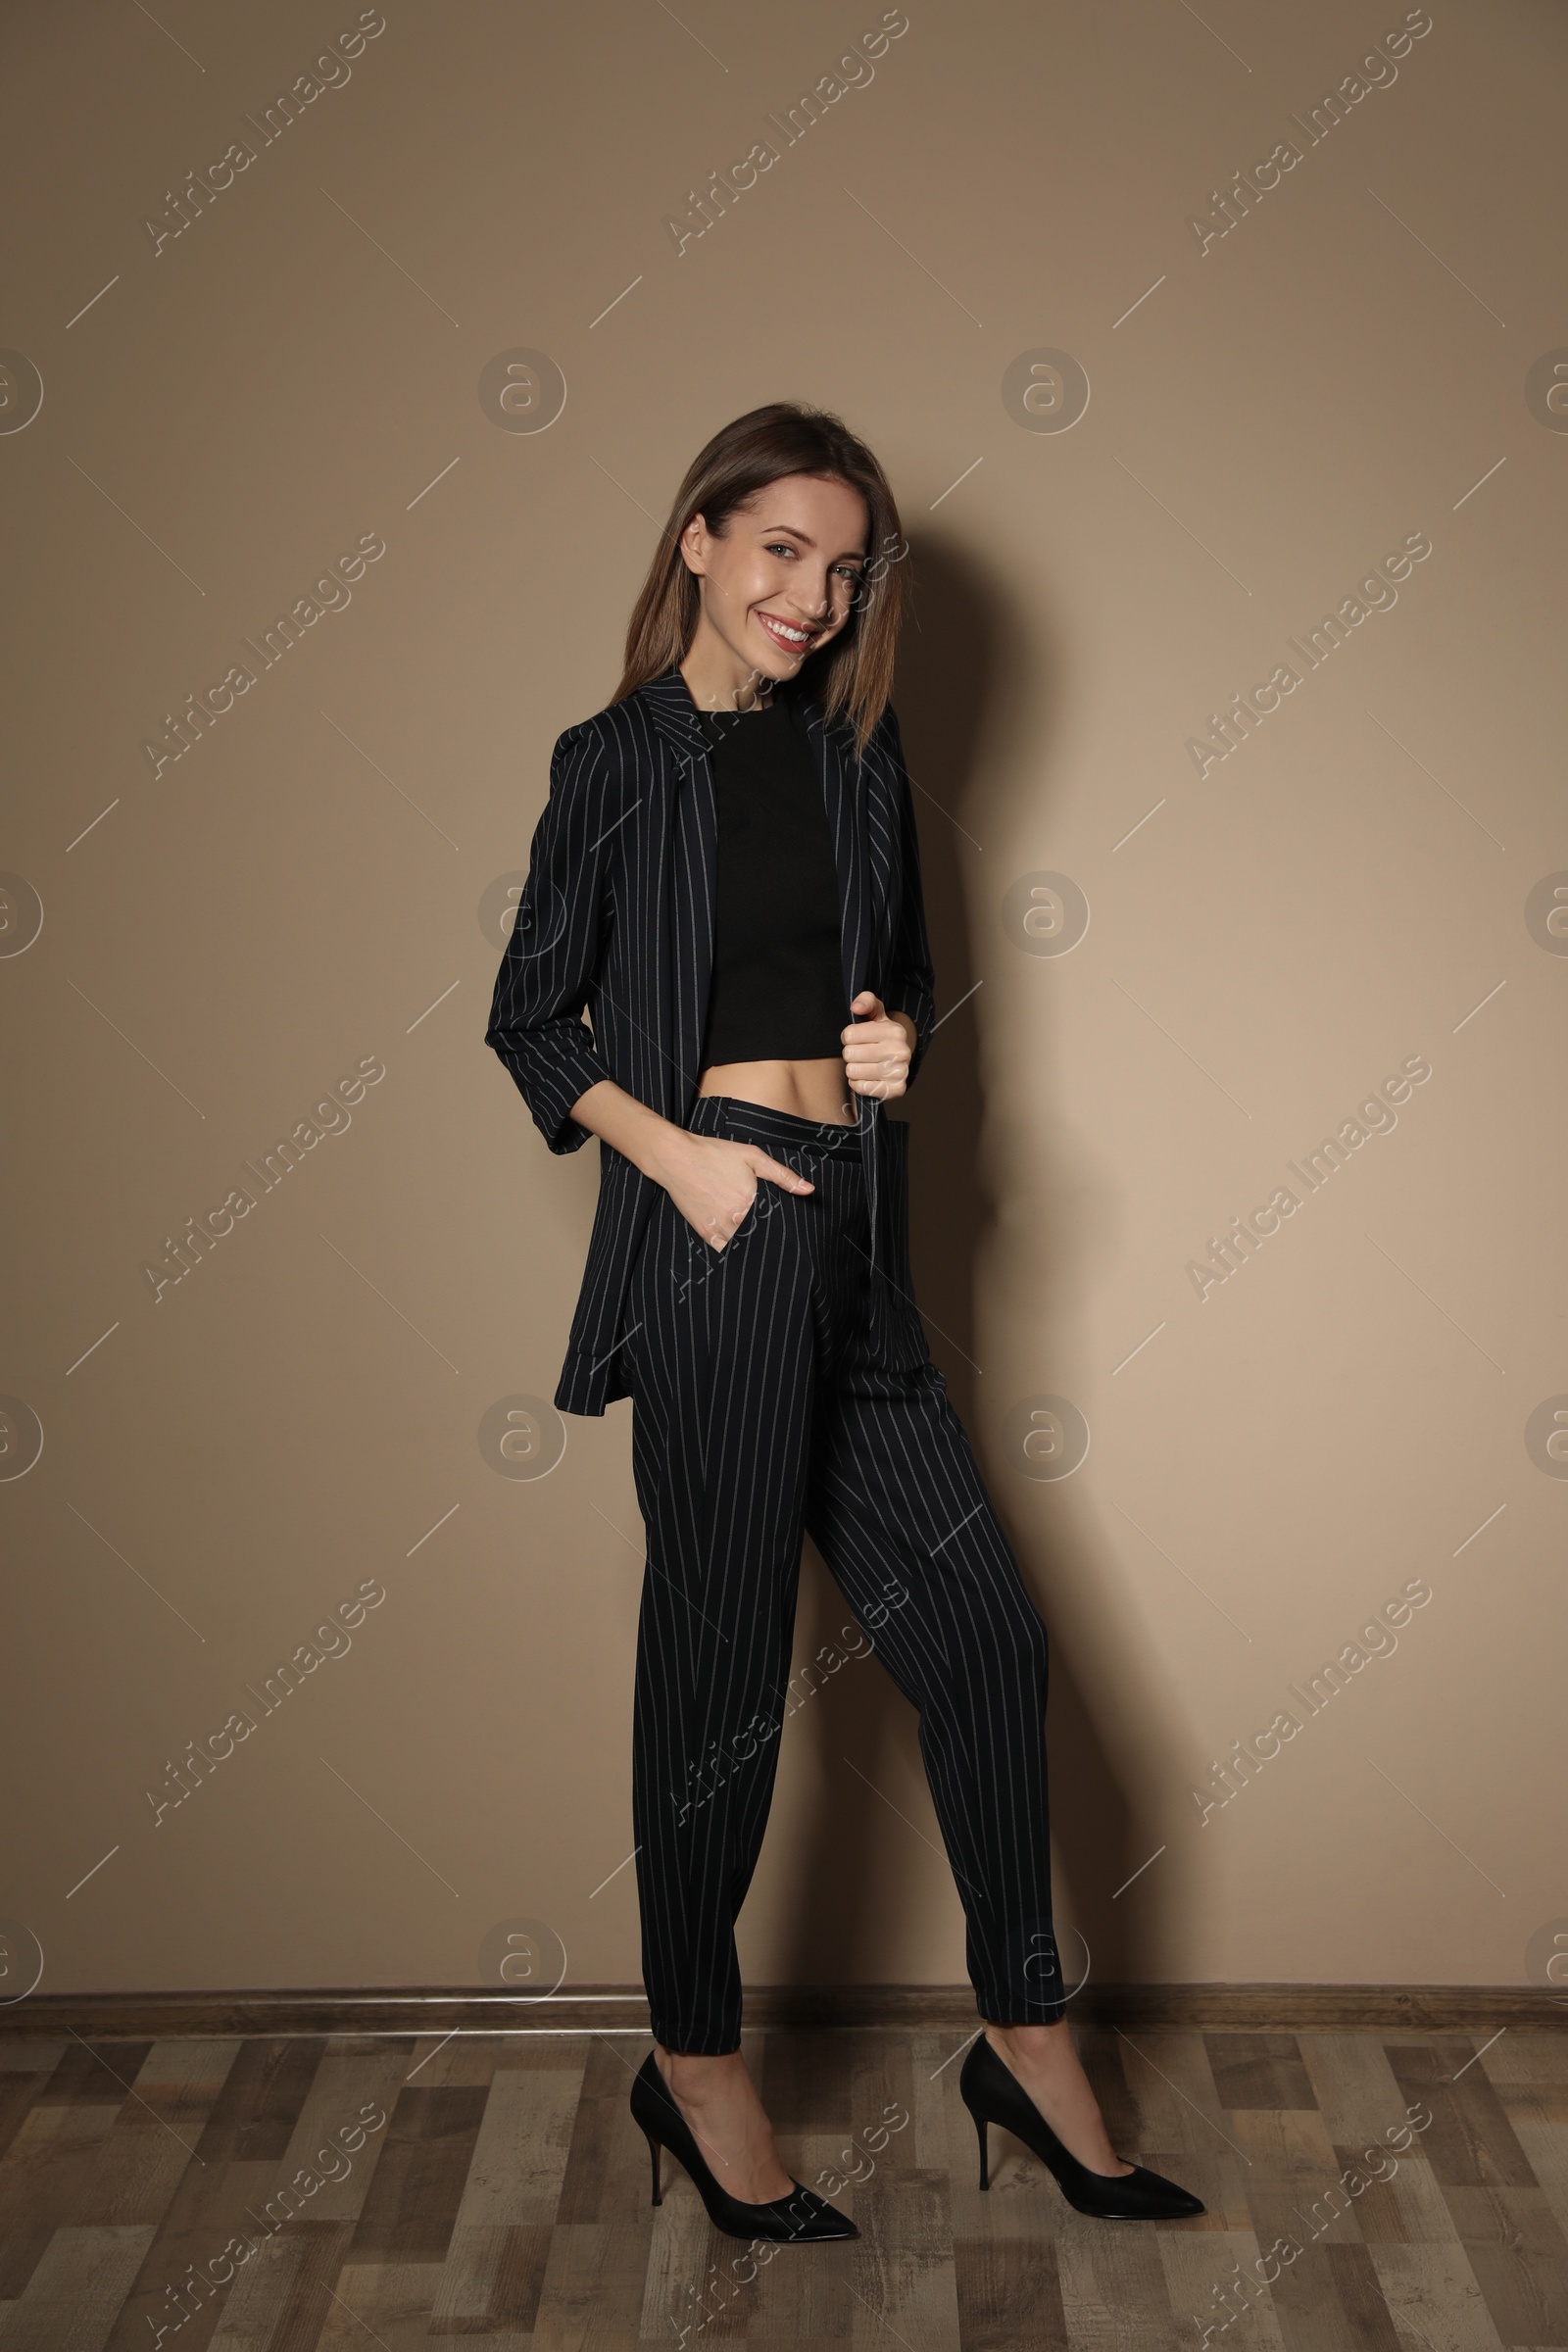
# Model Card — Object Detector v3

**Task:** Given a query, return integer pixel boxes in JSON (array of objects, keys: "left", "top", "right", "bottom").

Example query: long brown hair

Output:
[{"left": 612, "top": 402, "right": 906, "bottom": 756}]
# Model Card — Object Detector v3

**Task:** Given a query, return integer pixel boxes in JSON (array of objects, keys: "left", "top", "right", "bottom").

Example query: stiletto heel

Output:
[
  {"left": 958, "top": 2034, "right": 1204, "bottom": 2222},
  {"left": 974, "top": 2110, "right": 990, "bottom": 2191},
  {"left": 629, "top": 2053, "right": 858, "bottom": 2243}
]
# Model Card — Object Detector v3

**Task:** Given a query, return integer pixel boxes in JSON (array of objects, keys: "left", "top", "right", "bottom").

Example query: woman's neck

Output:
[{"left": 679, "top": 640, "right": 777, "bottom": 715}]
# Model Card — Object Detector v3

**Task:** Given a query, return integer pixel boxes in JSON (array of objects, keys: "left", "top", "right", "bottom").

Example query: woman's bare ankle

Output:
[
  {"left": 986, "top": 2020, "right": 1073, "bottom": 2063},
  {"left": 651, "top": 2041, "right": 793, "bottom": 2201},
  {"left": 655, "top": 2042, "right": 748, "bottom": 2094},
  {"left": 981, "top": 2021, "right": 1132, "bottom": 2177}
]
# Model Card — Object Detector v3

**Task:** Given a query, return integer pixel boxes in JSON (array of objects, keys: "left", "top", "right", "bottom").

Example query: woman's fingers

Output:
[
  {"left": 843, "top": 1021, "right": 910, "bottom": 1099},
  {"left": 747, "top": 1150, "right": 814, "bottom": 1194},
  {"left": 842, "top": 1018, "right": 905, "bottom": 1051},
  {"left": 674, "top": 1142, "right": 824, "bottom": 1251}
]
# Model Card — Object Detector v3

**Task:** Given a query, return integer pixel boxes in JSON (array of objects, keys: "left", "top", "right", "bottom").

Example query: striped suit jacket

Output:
[{"left": 484, "top": 662, "right": 938, "bottom": 1415}]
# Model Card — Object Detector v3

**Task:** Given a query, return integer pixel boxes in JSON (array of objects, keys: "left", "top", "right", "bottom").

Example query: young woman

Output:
[{"left": 485, "top": 404, "right": 1201, "bottom": 2239}]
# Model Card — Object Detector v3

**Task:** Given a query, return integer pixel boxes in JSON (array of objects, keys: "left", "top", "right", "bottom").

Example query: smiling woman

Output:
[
  {"left": 485, "top": 398, "right": 1203, "bottom": 2241},
  {"left": 679, "top": 480, "right": 869, "bottom": 670}
]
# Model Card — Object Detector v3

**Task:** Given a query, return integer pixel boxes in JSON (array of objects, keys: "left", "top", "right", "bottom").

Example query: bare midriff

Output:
[{"left": 695, "top": 1055, "right": 855, "bottom": 1125}]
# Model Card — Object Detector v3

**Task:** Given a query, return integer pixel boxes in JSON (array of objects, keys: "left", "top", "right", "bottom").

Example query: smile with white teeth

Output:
[{"left": 758, "top": 612, "right": 814, "bottom": 651}]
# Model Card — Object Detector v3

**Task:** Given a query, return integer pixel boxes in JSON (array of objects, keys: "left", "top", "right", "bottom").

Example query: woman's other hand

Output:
[{"left": 842, "top": 992, "right": 914, "bottom": 1102}]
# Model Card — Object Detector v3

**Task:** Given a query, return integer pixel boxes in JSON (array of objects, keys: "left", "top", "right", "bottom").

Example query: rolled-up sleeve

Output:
[
  {"left": 484, "top": 721, "right": 620, "bottom": 1153},
  {"left": 878, "top": 706, "right": 937, "bottom": 1085}
]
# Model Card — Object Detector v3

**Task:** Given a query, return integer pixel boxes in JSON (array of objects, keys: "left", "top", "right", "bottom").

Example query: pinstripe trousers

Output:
[{"left": 622, "top": 1094, "right": 1068, "bottom": 2054}]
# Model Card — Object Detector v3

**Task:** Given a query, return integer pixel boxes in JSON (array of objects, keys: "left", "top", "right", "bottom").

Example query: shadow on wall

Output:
[{"left": 777, "top": 533, "right": 1174, "bottom": 1997}]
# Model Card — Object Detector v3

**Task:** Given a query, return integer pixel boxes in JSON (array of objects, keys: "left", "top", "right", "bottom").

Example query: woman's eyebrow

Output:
[{"left": 759, "top": 524, "right": 867, "bottom": 560}]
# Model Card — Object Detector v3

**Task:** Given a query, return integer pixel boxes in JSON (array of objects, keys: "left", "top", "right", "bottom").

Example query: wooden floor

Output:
[{"left": 0, "top": 2022, "right": 1563, "bottom": 2348}]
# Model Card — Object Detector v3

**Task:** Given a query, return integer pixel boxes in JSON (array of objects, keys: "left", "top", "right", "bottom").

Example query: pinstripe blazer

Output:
[{"left": 484, "top": 663, "right": 937, "bottom": 1415}]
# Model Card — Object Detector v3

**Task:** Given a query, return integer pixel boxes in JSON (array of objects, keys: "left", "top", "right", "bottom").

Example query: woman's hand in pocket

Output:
[{"left": 649, "top": 1132, "right": 813, "bottom": 1250}]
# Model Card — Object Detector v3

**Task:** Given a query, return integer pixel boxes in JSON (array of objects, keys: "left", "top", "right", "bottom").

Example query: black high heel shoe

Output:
[
  {"left": 630, "top": 2053, "right": 858, "bottom": 2242},
  {"left": 959, "top": 2033, "right": 1204, "bottom": 2220}
]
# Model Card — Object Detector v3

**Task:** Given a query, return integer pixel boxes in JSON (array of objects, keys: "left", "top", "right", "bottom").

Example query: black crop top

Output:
[{"left": 696, "top": 686, "right": 847, "bottom": 1066}]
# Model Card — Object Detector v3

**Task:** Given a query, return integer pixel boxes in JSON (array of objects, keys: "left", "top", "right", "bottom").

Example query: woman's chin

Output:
[{"left": 748, "top": 628, "right": 812, "bottom": 675}]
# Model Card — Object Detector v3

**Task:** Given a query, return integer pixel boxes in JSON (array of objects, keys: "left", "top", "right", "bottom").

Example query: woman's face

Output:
[{"left": 679, "top": 472, "right": 869, "bottom": 685}]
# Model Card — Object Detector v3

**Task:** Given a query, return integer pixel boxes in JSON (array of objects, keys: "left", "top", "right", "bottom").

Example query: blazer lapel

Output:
[
  {"left": 642, "top": 669, "right": 716, "bottom": 1116},
  {"left": 796, "top": 689, "right": 886, "bottom": 1262}
]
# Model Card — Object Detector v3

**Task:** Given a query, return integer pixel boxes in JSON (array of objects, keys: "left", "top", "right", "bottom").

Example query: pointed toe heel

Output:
[
  {"left": 958, "top": 2033, "right": 1204, "bottom": 2222},
  {"left": 629, "top": 2053, "right": 858, "bottom": 2243}
]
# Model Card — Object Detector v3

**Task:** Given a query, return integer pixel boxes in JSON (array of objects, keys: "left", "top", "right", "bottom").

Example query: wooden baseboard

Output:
[{"left": 1, "top": 1983, "right": 1561, "bottom": 2039}]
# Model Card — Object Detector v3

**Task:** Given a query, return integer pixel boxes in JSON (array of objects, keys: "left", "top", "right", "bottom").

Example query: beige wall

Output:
[{"left": 3, "top": 0, "right": 1562, "bottom": 2004}]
